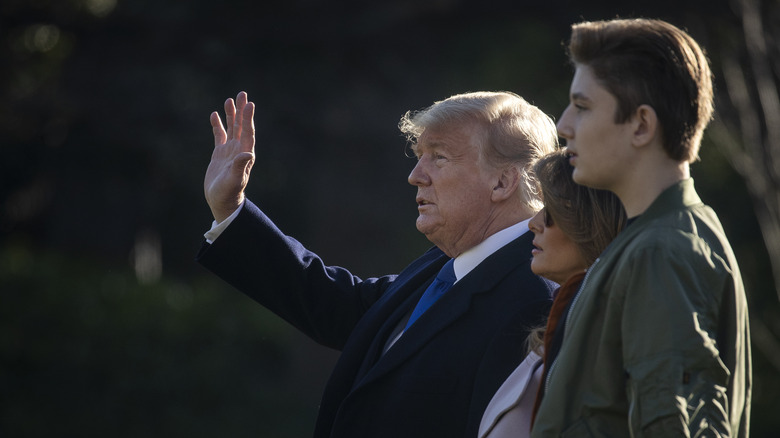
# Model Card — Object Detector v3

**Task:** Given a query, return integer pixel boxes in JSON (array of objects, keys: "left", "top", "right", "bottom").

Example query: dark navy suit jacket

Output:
[{"left": 197, "top": 200, "right": 554, "bottom": 438}]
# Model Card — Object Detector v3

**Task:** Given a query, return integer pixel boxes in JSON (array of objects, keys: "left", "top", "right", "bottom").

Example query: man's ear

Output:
[
  {"left": 491, "top": 165, "right": 521, "bottom": 202},
  {"left": 631, "top": 104, "right": 660, "bottom": 148}
]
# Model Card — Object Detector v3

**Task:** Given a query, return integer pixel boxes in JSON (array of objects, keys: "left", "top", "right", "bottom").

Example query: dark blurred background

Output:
[{"left": 2, "top": 0, "right": 779, "bottom": 436}]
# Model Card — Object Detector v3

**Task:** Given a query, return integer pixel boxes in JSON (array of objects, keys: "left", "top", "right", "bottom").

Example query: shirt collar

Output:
[{"left": 452, "top": 218, "right": 531, "bottom": 282}]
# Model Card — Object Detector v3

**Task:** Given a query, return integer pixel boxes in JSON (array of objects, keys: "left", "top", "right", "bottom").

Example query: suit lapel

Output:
[
  {"left": 353, "top": 278, "right": 432, "bottom": 382},
  {"left": 360, "top": 273, "right": 487, "bottom": 382},
  {"left": 349, "top": 251, "right": 448, "bottom": 384},
  {"left": 353, "top": 232, "right": 534, "bottom": 391}
]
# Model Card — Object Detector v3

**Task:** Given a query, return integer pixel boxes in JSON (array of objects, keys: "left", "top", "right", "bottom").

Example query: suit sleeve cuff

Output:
[{"left": 203, "top": 202, "right": 245, "bottom": 243}]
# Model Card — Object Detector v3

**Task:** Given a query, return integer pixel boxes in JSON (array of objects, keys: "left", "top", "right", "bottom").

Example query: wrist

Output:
[{"left": 211, "top": 194, "right": 244, "bottom": 223}]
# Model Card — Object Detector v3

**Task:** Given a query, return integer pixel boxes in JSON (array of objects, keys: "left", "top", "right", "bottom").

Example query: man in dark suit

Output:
[{"left": 197, "top": 91, "right": 558, "bottom": 438}]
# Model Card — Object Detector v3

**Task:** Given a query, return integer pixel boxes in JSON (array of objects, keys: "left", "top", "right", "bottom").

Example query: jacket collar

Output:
[
  {"left": 631, "top": 178, "right": 701, "bottom": 227},
  {"left": 603, "top": 178, "right": 702, "bottom": 253}
]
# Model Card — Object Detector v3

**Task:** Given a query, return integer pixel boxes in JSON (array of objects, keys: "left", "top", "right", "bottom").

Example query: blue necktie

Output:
[{"left": 405, "top": 259, "right": 456, "bottom": 330}]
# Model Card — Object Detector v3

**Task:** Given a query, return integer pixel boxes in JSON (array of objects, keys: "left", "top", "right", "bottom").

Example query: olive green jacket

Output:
[{"left": 531, "top": 179, "right": 751, "bottom": 437}]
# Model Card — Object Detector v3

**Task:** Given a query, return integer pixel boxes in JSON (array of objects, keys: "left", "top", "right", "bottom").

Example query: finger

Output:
[
  {"left": 233, "top": 151, "right": 255, "bottom": 174},
  {"left": 236, "top": 91, "right": 248, "bottom": 108},
  {"left": 240, "top": 101, "right": 256, "bottom": 154},
  {"left": 210, "top": 111, "right": 227, "bottom": 146},
  {"left": 224, "top": 98, "right": 236, "bottom": 140},
  {"left": 233, "top": 91, "right": 247, "bottom": 140}
]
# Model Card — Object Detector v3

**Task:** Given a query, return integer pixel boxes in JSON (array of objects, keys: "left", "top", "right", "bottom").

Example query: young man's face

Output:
[{"left": 556, "top": 64, "right": 635, "bottom": 192}]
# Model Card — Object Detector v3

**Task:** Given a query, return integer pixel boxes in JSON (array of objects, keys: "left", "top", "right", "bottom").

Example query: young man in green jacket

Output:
[{"left": 532, "top": 18, "right": 751, "bottom": 437}]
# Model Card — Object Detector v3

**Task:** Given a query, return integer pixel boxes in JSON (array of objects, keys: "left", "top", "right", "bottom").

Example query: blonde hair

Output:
[
  {"left": 525, "top": 325, "right": 546, "bottom": 355},
  {"left": 399, "top": 91, "right": 559, "bottom": 211}
]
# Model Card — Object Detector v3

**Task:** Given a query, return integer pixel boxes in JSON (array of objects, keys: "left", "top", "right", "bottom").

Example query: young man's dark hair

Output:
[{"left": 567, "top": 18, "right": 714, "bottom": 162}]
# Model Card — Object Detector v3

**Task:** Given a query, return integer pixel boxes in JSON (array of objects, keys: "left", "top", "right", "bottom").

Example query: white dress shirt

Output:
[{"left": 451, "top": 219, "right": 531, "bottom": 282}]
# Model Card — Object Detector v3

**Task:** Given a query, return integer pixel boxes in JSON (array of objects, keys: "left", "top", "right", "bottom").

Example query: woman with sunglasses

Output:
[{"left": 479, "top": 149, "right": 626, "bottom": 438}]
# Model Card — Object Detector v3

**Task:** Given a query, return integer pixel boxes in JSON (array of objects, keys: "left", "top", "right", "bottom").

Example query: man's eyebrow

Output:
[
  {"left": 426, "top": 140, "right": 447, "bottom": 149},
  {"left": 416, "top": 139, "right": 449, "bottom": 152}
]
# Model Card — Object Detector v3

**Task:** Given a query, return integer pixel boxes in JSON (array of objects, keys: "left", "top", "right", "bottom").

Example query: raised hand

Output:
[{"left": 204, "top": 91, "right": 256, "bottom": 223}]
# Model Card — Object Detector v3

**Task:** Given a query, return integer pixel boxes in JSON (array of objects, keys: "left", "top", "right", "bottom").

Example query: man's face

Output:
[
  {"left": 556, "top": 65, "right": 635, "bottom": 192},
  {"left": 408, "top": 121, "right": 499, "bottom": 257}
]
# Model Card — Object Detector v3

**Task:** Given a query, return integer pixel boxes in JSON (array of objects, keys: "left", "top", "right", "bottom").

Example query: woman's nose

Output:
[{"left": 528, "top": 209, "right": 545, "bottom": 233}]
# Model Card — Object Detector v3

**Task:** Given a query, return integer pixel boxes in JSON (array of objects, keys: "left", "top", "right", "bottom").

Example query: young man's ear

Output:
[
  {"left": 491, "top": 165, "right": 521, "bottom": 202},
  {"left": 631, "top": 104, "right": 660, "bottom": 148}
]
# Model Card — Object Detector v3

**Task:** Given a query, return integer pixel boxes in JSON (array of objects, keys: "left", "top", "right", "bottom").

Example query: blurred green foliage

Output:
[
  {"left": 0, "top": 242, "right": 330, "bottom": 437},
  {"left": 1, "top": 0, "right": 778, "bottom": 436}
]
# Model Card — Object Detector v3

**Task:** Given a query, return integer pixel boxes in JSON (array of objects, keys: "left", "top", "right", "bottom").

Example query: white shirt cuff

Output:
[{"left": 203, "top": 203, "right": 245, "bottom": 243}]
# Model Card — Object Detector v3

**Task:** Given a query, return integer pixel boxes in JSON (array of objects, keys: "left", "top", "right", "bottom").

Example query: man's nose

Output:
[{"left": 408, "top": 160, "right": 429, "bottom": 186}]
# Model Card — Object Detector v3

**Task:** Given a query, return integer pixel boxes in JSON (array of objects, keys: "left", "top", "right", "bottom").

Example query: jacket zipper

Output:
[{"left": 544, "top": 257, "right": 600, "bottom": 395}]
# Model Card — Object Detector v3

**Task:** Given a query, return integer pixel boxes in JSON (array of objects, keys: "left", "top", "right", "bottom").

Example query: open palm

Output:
[{"left": 204, "top": 91, "right": 256, "bottom": 223}]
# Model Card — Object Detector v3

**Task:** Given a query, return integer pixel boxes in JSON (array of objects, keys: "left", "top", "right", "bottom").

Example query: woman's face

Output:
[{"left": 528, "top": 208, "right": 589, "bottom": 285}]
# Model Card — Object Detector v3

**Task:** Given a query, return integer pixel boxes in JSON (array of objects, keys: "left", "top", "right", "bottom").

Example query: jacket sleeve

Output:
[
  {"left": 197, "top": 199, "right": 397, "bottom": 350},
  {"left": 617, "top": 232, "right": 735, "bottom": 437}
]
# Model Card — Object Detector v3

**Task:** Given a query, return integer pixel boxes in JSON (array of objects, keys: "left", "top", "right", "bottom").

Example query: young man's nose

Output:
[{"left": 556, "top": 106, "right": 574, "bottom": 140}]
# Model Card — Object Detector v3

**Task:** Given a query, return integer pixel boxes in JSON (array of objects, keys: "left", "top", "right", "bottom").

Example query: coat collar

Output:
[
  {"left": 602, "top": 178, "right": 703, "bottom": 257},
  {"left": 631, "top": 178, "right": 701, "bottom": 228},
  {"left": 478, "top": 351, "right": 542, "bottom": 438}
]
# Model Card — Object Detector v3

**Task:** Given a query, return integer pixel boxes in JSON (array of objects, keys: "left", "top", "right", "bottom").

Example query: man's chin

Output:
[{"left": 416, "top": 221, "right": 438, "bottom": 241}]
